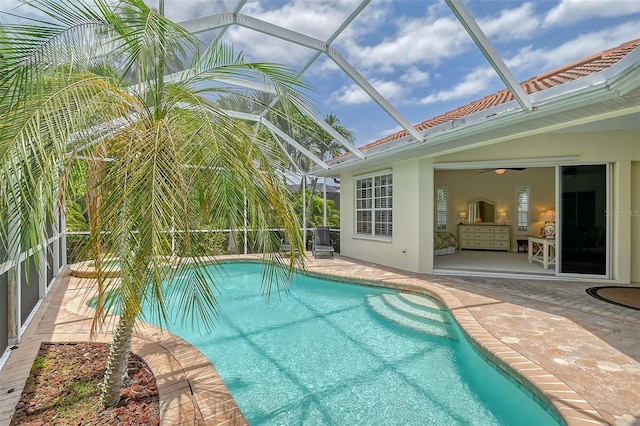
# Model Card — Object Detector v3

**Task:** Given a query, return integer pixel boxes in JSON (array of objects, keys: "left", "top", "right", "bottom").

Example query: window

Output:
[
  {"left": 436, "top": 187, "right": 448, "bottom": 230},
  {"left": 516, "top": 185, "right": 530, "bottom": 232},
  {"left": 356, "top": 172, "right": 392, "bottom": 237}
]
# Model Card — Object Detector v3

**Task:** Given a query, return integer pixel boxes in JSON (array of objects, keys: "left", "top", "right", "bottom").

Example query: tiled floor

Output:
[{"left": 1, "top": 254, "right": 638, "bottom": 426}]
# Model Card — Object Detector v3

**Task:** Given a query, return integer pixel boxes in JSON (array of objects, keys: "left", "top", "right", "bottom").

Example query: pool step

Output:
[
  {"left": 398, "top": 292, "right": 444, "bottom": 311},
  {"left": 381, "top": 294, "right": 450, "bottom": 325},
  {"left": 366, "top": 294, "right": 456, "bottom": 340}
]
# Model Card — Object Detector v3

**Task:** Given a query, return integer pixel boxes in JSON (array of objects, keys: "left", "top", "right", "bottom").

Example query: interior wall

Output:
[{"left": 434, "top": 168, "right": 555, "bottom": 250}]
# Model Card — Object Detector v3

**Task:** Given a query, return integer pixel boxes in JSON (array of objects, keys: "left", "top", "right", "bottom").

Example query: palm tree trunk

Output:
[{"left": 100, "top": 313, "right": 134, "bottom": 408}]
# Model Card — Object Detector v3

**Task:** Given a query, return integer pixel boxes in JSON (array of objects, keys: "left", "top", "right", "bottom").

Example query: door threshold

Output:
[{"left": 433, "top": 268, "right": 575, "bottom": 281}]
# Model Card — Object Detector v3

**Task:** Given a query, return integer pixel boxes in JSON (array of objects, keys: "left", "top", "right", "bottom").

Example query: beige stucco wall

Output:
[
  {"left": 435, "top": 129, "right": 639, "bottom": 163},
  {"left": 339, "top": 159, "right": 426, "bottom": 272},
  {"left": 631, "top": 161, "right": 640, "bottom": 283},
  {"left": 338, "top": 128, "right": 639, "bottom": 281}
]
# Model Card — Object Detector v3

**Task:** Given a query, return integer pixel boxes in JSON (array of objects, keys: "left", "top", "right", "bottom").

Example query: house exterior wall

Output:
[
  {"left": 340, "top": 158, "right": 426, "bottom": 272},
  {"left": 632, "top": 161, "right": 640, "bottom": 283},
  {"left": 338, "top": 128, "right": 639, "bottom": 282}
]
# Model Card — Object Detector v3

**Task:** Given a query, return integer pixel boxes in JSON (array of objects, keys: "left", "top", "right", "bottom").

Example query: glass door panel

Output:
[{"left": 559, "top": 165, "right": 608, "bottom": 275}]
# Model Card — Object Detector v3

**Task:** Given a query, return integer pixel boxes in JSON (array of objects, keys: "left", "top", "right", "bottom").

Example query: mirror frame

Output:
[{"left": 467, "top": 198, "right": 496, "bottom": 223}]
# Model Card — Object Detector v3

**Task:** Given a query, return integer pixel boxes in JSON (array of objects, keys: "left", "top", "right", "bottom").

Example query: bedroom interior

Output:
[{"left": 433, "top": 167, "right": 557, "bottom": 276}]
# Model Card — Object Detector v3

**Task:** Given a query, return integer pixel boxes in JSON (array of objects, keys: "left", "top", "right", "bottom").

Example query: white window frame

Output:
[
  {"left": 436, "top": 187, "right": 448, "bottom": 230},
  {"left": 515, "top": 185, "right": 530, "bottom": 234},
  {"left": 354, "top": 170, "right": 393, "bottom": 238}
]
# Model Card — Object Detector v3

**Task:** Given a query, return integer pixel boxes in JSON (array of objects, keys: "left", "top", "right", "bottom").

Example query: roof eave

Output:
[{"left": 316, "top": 47, "right": 640, "bottom": 177}]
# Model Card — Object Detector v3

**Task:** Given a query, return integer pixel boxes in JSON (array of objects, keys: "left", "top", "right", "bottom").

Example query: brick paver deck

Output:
[{"left": 1, "top": 254, "right": 638, "bottom": 426}]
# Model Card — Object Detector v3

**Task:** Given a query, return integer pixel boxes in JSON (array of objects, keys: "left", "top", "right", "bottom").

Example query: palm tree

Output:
[
  {"left": 295, "top": 113, "right": 354, "bottom": 230},
  {"left": 0, "top": 0, "right": 308, "bottom": 408}
]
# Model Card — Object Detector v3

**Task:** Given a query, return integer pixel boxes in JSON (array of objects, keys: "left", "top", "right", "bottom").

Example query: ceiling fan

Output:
[{"left": 480, "top": 168, "right": 526, "bottom": 174}]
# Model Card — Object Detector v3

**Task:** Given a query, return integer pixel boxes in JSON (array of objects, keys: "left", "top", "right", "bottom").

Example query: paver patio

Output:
[{"left": 1, "top": 254, "right": 638, "bottom": 426}]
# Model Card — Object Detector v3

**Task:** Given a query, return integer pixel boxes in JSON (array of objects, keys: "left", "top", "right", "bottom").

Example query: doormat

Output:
[{"left": 586, "top": 286, "right": 640, "bottom": 310}]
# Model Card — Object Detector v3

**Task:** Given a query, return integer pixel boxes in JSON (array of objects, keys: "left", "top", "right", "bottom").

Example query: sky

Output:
[{"left": 2, "top": 0, "right": 639, "bottom": 148}]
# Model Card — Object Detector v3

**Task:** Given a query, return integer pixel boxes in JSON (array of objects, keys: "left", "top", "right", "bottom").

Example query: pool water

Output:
[{"left": 145, "top": 262, "right": 561, "bottom": 425}]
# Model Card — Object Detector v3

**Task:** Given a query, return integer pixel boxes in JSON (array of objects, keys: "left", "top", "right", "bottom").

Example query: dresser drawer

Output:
[
  {"left": 494, "top": 233, "right": 509, "bottom": 241},
  {"left": 474, "top": 240, "right": 494, "bottom": 248},
  {"left": 474, "top": 226, "right": 494, "bottom": 232},
  {"left": 476, "top": 233, "right": 494, "bottom": 240},
  {"left": 460, "top": 240, "right": 474, "bottom": 248},
  {"left": 461, "top": 232, "right": 475, "bottom": 240},
  {"left": 495, "top": 227, "right": 509, "bottom": 234},
  {"left": 494, "top": 241, "right": 509, "bottom": 249}
]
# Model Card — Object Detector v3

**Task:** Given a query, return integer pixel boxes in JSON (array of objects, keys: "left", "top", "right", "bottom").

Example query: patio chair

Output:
[
  {"left": 312, "top": 226, "right": 335, "bottom": 259},
  {"left": 279, "top": 232, "right": 298, "bottom": 257}
]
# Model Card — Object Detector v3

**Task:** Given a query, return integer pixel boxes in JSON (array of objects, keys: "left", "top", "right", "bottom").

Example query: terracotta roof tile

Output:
[{"left": 337, "top": 38, "right": 640, "bottom": 159}]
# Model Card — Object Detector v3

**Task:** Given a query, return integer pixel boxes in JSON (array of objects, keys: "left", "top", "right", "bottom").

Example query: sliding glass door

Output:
[{"left": 559, "top": 164, "right": 608, "bottom": 276}]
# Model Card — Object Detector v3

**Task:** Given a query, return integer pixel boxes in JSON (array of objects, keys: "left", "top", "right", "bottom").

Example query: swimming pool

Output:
[{"left": 144, "top": 262, "right": 561, "bottom": 425}]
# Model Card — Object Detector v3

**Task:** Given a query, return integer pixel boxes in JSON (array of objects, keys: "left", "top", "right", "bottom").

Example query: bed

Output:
[{"left": 434, "top": 231, "right": 457, "bottom": 256}]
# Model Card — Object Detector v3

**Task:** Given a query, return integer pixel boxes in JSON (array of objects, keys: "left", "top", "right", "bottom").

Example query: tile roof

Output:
[{"left": 345, "top": 38, "right": 640, "bottom": 156}]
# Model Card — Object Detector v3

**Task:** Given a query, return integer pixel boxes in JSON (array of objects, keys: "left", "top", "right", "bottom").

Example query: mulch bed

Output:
[{"left": 10, "top": 342, "right": 160, "bottom": 425}]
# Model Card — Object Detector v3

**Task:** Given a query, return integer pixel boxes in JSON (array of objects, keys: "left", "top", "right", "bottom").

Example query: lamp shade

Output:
[
  {"left": 459, "top": 211, "right": 467, "bottom": 219},
  {"left": 499, "top": 211, "right": 508, "bottom": 219},
  {"left": 538, "top": 210, "right": 556, "bottom": 222}
]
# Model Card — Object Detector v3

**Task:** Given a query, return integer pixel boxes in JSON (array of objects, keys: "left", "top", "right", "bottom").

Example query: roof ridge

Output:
[
  {"left": 533, "top": 38, "right": 640, "bottom": 81},
  {"left": 339, "top": 38, "right": 640, "bottom": 157}
]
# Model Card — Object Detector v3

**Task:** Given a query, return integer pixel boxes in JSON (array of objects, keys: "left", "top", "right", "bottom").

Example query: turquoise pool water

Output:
[{"left": 144, "top": 262, "right": 561, "bottom": 425}]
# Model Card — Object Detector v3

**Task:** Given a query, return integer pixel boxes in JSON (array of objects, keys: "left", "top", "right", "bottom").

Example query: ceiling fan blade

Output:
[{"left": 478, "top": 167, "right": 526, "bottom": 174}]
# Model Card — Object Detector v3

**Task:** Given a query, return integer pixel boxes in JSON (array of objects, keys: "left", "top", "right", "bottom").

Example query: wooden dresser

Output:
[{"left": 458, "top": 224, "right": 510, "bottom": 251}]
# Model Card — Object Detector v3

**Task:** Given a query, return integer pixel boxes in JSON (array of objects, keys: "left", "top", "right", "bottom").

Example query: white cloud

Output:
[
  {"left": 221, "top": 0, "right": 357, "bottom": 66},
  {"left": 331, "top": 78, "right": 406, "bottom": 105},
  {"left": 332, "top": 84, "right": 370, "bottom": 105},
  {"left": 544, "top": 0, "right": 640, "bottom": 27},
  {"left": 478, "top": 3, "right": 542, "bottom": 42},
  {"left": 163, "top": 0, "right": 238, "bottom": 23},
  {"left": 506, "top": 21, "right": 640, "bottom": 72},
  {"left": 225, "top": 26, "right": 315, "bottom": 65},
  {"left": 317, "top": 58, "right": 340, "bottom": 73},
  {"left": 339, "top": 9, "right": 470, "bottom": 72},
  {"left": 241, "top": 0, "right": 356, "bottom": 40},
  {"left": 418, "top": 18, "right": 639, "bottom": 107},
  {"left": 400, "top": 66, "right": 430, "bottom": 85},
  {"left": 419, "top": 67, "right": 496, "bottom": 105}
]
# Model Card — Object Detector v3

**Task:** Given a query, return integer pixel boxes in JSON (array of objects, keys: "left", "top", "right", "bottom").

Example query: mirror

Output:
[{"left": 468, "top": 198, "right": 496, "bottom": 223}]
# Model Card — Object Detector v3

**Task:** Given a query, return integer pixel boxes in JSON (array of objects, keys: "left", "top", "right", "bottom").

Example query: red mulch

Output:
[{"left": 10, "top": 342, "right": 160, "bottom": 425}]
